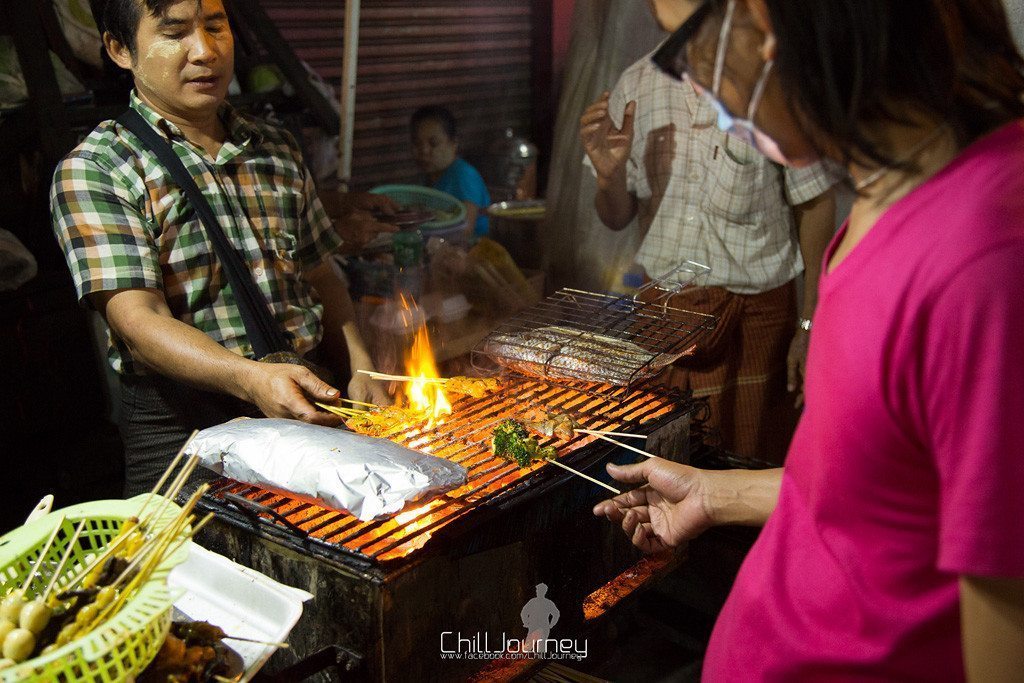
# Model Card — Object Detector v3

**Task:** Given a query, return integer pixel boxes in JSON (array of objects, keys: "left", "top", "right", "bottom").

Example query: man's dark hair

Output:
[
  {"left": 763, "top": 0, "right": 1024, "bottom": 169},
  {"left": 102, "top": 0, "right": 185, "bottom": 56},
  {"left": 410, "top": 105, "right": 458, "bottom": 140}
]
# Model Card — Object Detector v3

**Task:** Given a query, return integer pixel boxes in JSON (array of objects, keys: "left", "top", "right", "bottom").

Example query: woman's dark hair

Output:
[
  {"left": 764, "top": 0, "right": 1024, "bottom": 169},
  {"left": 102, "top": 0, "right": 186, "bottom": 57},
  {"left": 410, "top": 105, "right": 458, "bottom": 139}
]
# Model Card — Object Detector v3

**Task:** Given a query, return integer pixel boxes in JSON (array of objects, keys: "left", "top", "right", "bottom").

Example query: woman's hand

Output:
[
  {"left": 594, "top": 460, "right": 784, "bottom": 554},
  {"left": 593, "top": 458, "right": 715, "bottom": 554}
]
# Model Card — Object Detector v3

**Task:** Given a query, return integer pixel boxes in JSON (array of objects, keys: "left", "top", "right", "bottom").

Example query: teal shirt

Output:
[{"left": 431, "top": 157, "right": 490, "bottom": 236}]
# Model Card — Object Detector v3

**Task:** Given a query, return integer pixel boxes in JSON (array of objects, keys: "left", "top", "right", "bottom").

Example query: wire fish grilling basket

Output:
[
  {"left": 474, "top": 261, "right": 718, "bottom": 387},
  {"left": 0, "top": 495, "right": 189, "bottom": 683}
]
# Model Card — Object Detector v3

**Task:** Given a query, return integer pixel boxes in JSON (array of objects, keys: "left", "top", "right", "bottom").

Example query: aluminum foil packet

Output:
[{"left": 186, "top": 418, "right": 467, "bottom": 521}]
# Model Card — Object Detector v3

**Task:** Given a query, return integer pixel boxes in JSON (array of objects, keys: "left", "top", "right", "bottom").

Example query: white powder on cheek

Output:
[{"left": 145, "top": 39, "right": 183, "bottom": 61}]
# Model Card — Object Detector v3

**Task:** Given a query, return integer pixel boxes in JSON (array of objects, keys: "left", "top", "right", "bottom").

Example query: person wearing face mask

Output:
[
  {"left": 49, "top": 0, "right": 389, "bottom": 496},
  {"left": 410, "top": 105, "right": 491, "bottom": 239},
  {"left": 579, "top": 0, "right": 838, "bottom": 465},
  {"left": 593, "top": 0, "right": 1024, "bottom": 680}
]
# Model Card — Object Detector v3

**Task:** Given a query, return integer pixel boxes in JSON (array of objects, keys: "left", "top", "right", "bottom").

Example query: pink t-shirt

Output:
[{"left": 703, "top": 120, "right": 1024, "bottom": 681}]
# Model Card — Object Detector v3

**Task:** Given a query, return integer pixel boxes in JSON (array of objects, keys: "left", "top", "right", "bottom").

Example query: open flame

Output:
[{"left": 396, "top": 295, "right": 451, "bottom": 427}]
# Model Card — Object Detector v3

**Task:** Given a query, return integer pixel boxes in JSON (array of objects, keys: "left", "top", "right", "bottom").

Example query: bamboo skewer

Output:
[
  {"left": 357, "top": 369, "right": 446, "bottom": 384},
  {"left": 135, "top": 430, "right": 197, "bottom": 523},
  {"left": 42, "top": 520, "right": 87, "bottom": 602},
  {"left": 221, "top": 635, "right": 290, "bottom": 648},
  {"left": 585, "top": 432, "right": 658, "bottom": 459},
  {"left": 315, "top": 402, "right": 369, "bottom": 418},
  {"left": 542, "top": 458, "right": 621, "bottom": 495},
  {"left": 20, "top": 515, "right": 67, "bottom": 592},
  {"left": 575, "top": 428, "right": 647, "bottom": 440}
]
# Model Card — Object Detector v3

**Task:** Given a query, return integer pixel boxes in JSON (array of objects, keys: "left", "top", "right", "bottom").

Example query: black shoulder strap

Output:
[{"left": 117, "top": 108, "right": 290, "bottom": 358}]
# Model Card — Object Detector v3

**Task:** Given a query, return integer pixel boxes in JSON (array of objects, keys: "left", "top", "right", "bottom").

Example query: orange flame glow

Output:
[{"left": 398, "top": 296, "right": 451, "bottom": 427}]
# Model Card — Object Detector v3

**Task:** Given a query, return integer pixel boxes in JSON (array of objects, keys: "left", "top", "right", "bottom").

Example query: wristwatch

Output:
[{"left": 798, "top": 317, "right": 813, "bottom": 332}]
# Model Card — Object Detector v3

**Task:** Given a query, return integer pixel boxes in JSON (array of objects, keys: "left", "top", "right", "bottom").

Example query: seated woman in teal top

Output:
[{"left": 411, "top": 106, "right": 490, "bottom": 238}]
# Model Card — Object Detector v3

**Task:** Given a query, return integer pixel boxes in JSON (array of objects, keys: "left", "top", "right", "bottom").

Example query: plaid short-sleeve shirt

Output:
[
  {"left": 51, "top": 93, "right": 342, "bottom": 375},
  {"left": 589, "top": 50, "right": 838, "bottom": 294}
]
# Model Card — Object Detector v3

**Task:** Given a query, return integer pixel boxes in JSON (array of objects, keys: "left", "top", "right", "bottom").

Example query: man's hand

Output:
[
  {"left": 580, "top": 91, "right": 637, "bottom": 185},
  {"left": 347, "top": 191, "right": 399, "bottom": 217},
  {"left": 240, "top": 362, "right": 343, "bottom": 426},
  {"left": 787, "top": 327, "right": 810, "bottom": 408},
  {"left": 593, "top": 458, "right": 714, "bottom": 554},
  {"left": 347, "top": 353, "right": 392, "bottom": 406}
]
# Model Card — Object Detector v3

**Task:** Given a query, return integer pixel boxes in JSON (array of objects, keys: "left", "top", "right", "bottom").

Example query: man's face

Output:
[
  {"left": 108, "top": 0, "right": 234, "bottom": 121},
  {"left": 411, "top": 120, "right": 457, "bottom": 176}
]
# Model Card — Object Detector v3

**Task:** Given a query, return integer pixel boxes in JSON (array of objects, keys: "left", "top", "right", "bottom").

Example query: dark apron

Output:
[{"left": 119, "top": 347, "right": 345, "bottom": 497}]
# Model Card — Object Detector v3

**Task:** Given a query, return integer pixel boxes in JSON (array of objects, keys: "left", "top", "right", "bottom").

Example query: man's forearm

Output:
[
  {"left": 113, "top": 305, "right": 260, "bottom": 402},
  {"left": 704, "top": 468, "right": 784, "bottom": 527},
  {"left": 594, "top": 169, "right": 638, "bottom": 231},
  {"left": 307, "top": 262, "right": 372, "bottom": 377},
  {"left": 794, "top": 190, "right": 836, "bottom": 319}
]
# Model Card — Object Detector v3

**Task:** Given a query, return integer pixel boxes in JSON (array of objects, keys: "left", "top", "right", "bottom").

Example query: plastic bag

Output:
[{"left": 186, "top": 418, "right": 467, "bottom": 521}]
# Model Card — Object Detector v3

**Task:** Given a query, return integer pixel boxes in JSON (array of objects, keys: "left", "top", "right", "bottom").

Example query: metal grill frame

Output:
[
  {"left": 196, "top": 377, "right": 695, "bottom": 572},
  {"left": 472, "top": 284, "right": 717, "bottom": 387}
]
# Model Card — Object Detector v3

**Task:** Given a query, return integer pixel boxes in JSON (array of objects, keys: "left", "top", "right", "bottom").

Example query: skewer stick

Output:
[
  {"left": 357, "top": 370, "right": 447, "bottom": 384},
  {"left": 21, "top": 515, "right": 67, "bottom": 592},
  {"left": 135, "top": 430, "right": 198, "bottom": 523},
  {"left": 542, "top": 458, "right": 621, "bottom": 495},
  {"left": 221, "top": 635, "right": 290, "bottom": 648},
  {"left": 575, "top": 429, "right": 648, "bottom": 440},
  {"left": 42, "top": 520, "right": 87, "bottom": 601},
  {"left": 59, "top": 529, "right": 134, "bottom": 593},
  {"left": 339, "top": 397, "right": 378, "bottom": 408},
  {"left": 585, "top": 432, "right": 658, "bottom": 459}
]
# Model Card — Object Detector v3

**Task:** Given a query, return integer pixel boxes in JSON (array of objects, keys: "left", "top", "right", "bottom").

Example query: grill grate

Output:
[
  {"left": 472, "top": 272, "right": 716, "bottom": 388},
  {"left": 199, "top": 375, "right": 690, "bottom": 565}
]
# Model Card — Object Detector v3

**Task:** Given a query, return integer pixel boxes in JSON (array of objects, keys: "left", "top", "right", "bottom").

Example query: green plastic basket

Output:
[
  {"left": 369, "top": 184, "right": 467, "bottom": 232},
  {"left": 0, "top": 495, "right": 189, "bottom": 682}
]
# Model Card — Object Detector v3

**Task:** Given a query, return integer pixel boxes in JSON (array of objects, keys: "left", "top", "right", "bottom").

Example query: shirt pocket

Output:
[
  {"left": 253, "top": 185, "right": 302, "bottom": 275},
  {"left": 700, "top": 138, "right": 761, "bottom": 224}
]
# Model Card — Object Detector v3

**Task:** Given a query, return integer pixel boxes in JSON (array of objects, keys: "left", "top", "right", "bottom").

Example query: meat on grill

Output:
[{"left": 482, "top": 326, "right": 682, "bottom": 385}]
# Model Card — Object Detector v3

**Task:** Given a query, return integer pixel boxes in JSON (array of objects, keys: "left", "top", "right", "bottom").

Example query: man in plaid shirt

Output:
[
  {"left": 580, "top": 0, "right": 838, "bottom": 463},
  {"left": 50, "top": 0, "right": 387, "bottom": 494}
]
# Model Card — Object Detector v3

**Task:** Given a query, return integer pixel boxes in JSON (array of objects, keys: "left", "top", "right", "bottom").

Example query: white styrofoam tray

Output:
[{"left": 168, "top": 542, "right": 312, "bottom": 681}]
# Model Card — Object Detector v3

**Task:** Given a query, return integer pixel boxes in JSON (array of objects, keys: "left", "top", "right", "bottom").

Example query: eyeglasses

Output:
[{"left": 651, "top": 0, "right": 774, "bottom": 152}]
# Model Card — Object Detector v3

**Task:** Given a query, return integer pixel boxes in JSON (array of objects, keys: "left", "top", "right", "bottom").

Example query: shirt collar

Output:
[{"left": 128, "top": 91, "right": 264, "bottom": 146}]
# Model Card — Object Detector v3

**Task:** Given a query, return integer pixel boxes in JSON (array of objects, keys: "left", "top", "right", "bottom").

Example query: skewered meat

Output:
[
  {"left": 344, "top": 406, "right": 424, "bottom": 437},
  {"left": 444, "top": 376, "right": 500, "bottom": 399},
  {"left": 521, "top": 412, "right": 579, "bottom": 440},
  {"left": 482, "top": 326, "right": 683, "bottom": 385},
  {"left": 491, "top": 419, "right": 556, "bottom": 467}
]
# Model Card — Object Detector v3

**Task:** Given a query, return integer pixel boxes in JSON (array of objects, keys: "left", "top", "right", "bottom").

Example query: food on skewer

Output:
[
  {"left": 138, "top": 620, "right": 239, "bottom": 682},
  {"left": 491, "top": 419, "right": 556, "bottom": 467},
  {"left": 443, "top": 376, "right": 500, "bottom": 399},
  {"left": 521, "top": 411, "right": 579, "bottom": 440},
  {"left": 344, "top": 405, "right": 424, "bottom": 437}
]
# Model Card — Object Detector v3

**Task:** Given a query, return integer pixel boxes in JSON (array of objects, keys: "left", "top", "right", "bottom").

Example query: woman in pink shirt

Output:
[{"left": 594, "top": 0, "right": 1024, "bottom": 680}]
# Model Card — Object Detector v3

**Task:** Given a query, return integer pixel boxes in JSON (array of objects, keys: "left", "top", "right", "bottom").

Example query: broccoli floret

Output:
[{"left": 492, "top": 419, "right": 556, "bottom": 467}]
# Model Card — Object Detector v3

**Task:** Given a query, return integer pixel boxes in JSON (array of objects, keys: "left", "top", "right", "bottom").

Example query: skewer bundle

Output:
[{"left": 0, "top": 433, "right": 211, "bottom": 671}]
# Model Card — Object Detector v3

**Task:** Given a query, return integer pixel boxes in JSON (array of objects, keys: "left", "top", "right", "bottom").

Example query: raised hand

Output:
[{"left": 579, "top": 91, "right": 638, "bottom": 182}]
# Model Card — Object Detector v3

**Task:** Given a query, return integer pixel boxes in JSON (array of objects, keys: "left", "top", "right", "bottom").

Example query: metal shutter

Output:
[{"left": 261, "top": 1, "right": 535, "bottom": 191}]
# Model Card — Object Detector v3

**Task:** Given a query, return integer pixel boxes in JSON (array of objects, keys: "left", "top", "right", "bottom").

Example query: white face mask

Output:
[{"left": 695, "top": 0, "right": 808, "bottom": 167}]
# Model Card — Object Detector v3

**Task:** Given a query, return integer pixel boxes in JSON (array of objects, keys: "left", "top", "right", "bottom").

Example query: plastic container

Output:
[
  {"left": 168, "top": 542, "right": 311, "bottom": 680},
  {"left": 0, "top": 495, "right": 188, "bottom": 683}
]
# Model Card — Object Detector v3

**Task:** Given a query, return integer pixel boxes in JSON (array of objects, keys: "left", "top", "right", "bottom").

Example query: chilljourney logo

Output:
[{"left": 440, "top": 583, "right": 589, "bottom": 661}]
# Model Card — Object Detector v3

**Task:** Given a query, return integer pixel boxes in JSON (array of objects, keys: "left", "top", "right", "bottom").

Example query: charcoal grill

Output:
[{"left": 195, "top": 376, "right": 702, "bottom": 682}]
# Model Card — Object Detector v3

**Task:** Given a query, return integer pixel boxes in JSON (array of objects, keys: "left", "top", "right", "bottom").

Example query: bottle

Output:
[{"left": 393, "top": 226, "right": 425, "bottom": 299}]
